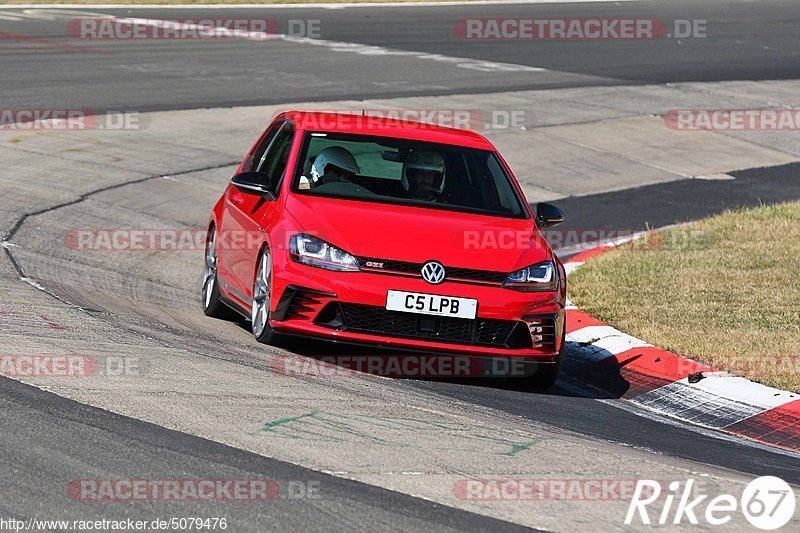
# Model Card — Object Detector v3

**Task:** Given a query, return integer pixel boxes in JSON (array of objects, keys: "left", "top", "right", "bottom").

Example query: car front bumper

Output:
[{"left": 268, "top": 255, "right": 566, "bottom": 360}]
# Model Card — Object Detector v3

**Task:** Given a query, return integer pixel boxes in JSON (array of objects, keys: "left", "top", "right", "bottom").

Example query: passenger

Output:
[{"left": 309, "top": 146, "right": 360, "bottom": 186}]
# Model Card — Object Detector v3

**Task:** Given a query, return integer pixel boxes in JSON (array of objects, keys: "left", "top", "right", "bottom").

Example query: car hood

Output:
[{"left": 285, "top": 194, "right": 551, "bottom": 273}]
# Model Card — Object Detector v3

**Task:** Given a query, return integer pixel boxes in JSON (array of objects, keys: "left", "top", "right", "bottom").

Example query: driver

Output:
[
  {"left": 308, "top": 146, "right": 360, "bottom": 186},
  {"left": 401, "top": 149, "right": 446, "bottom": 201}
]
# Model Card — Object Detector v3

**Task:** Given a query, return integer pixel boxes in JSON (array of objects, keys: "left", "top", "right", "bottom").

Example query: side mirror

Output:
[
  {"left": 536, "top": 203, "right": 565, "bottom": 228},
  {"left": 231, "top": 172, "right": 276, "bottom": 200}
]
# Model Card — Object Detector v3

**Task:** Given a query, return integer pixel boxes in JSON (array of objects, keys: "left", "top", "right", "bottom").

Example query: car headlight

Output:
[
  {"left": 289, "top": 234, "right": 360, "bottom": 272},
  {"left": 504, "top": 260, "right": 558, "bottom": 291}
]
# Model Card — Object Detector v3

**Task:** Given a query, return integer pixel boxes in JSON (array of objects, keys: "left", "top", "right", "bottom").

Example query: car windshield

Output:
[{"left": 291, "top": 132, "right": 527, "bottom": 218}]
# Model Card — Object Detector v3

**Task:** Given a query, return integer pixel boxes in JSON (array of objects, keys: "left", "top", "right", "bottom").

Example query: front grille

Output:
[
  {"left": 357, "top": 257, "right": 507, "bottom": 285},
  {"left": 447, "top": 266, "right": 507, "bottom": 284},
  {"left": 325, "top": 303, "right": 532, "bottom": 349}
]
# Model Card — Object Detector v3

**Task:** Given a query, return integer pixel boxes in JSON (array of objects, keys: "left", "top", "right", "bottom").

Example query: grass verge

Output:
[{"left": 569, "top": 201, "right": 800, "bottom": 393}]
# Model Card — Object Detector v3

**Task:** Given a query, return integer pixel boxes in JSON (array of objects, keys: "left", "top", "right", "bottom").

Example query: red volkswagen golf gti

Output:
[{"left": 203, "top": 111, "right": 567, "bottom": 388}]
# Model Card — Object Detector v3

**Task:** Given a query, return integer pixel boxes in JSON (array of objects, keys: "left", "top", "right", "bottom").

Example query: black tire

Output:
[
  {"left": 527, "top": 355, "right": 562, "bottom": 390},
  {"left": 202, "top": 226, "right": 237, "bottom": 320},
  {"left": 518, "top": 326, "right": 565, "bottom": 391}
]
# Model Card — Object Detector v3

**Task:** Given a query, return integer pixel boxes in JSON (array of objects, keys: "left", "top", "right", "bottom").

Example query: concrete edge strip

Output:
[
  {"left": 562, "top": 238, "right": 800, "bottom": 453},
  {"left": 0, "top": 1, "right": 652, "bottom": 10}
]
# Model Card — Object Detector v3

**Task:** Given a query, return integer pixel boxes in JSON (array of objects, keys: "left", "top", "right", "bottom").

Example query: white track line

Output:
[
  {"left": 562, "top": 261, "right": 584, "bottom": 276},
  {"left": 282, "top": 34, "right": 543, "bottom": 72},
  {"left": 567, "top": 325, "right": 652, "bottom": 356},
  {"left": 566, "top": 324, "right": 652, "bottom": 368},
  {"left": 98, "top": 16, "right": 544, "bottom": 73}
]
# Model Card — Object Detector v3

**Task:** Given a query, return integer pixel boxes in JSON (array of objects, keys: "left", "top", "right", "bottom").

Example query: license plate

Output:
[{"left": 386, "top": 290, "right": 477, "bottom": 320}]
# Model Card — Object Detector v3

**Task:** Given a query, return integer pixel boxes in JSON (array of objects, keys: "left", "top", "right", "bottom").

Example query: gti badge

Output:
[{"left": 421, "top": 261, "right": 446, "bottom": 284}]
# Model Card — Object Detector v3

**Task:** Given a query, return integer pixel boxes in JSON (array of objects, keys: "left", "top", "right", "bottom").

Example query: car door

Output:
[{"left": 221, "top": 121, "right": 295, "bottom": 305}]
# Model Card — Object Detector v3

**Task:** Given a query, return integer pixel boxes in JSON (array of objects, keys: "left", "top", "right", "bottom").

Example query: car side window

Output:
[
  {"left": 244, "top": 122, "right": 283, "bottom": 173},
  {"left": 257, "top": 122, "right": 295, "bottom": 193}
]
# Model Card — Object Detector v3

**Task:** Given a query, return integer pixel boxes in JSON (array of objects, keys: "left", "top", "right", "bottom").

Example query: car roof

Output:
[{"left": 276, "top": 110, "right": 496, "bottom": 150}]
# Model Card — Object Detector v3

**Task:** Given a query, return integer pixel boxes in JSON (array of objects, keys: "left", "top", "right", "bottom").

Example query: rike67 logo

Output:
[{"left": 627, "top": 476, "right": 796, "bottom": 529}]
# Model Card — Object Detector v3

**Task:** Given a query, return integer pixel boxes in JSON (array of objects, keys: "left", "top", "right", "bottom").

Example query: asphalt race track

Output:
[
  {"left": 1, "top": 0, "right": 799, "bottom": 112},
  {"left": 1, "top": 1, "right": 799, "bottom": 531}
]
